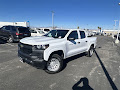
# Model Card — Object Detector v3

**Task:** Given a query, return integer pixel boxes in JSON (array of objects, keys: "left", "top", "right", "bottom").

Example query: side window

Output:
[
  {"left": 68, "top": 31, "right": 78, "bottom": 39},
  {"left": 5, "top": 26, "right": 10, "bottom": 30},
  {"left": 30, "top": 30, "right": 37, "bottom": 33},
  {"left": 38, "top": 30, "right": 44, "bottom": 34},
  {"left": 80, "top": 31, "right": 86, "bottom": 39},
  {"left": 11, "top": 26, "right": 16, "bottom": 31},
  {"left": 44, "top": 29, "right": 50, "bottom": 32}
]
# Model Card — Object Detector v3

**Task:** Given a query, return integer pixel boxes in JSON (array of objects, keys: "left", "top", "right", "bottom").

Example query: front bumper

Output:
[{"left": 18, "top": 45, "right": 46, "bottom": 69}]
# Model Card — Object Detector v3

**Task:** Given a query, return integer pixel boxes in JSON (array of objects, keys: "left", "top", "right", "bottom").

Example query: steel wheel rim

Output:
[
  {"left": 47, "top": 58, "right": 60, "bottom": 72},
  {"left": 9, "top": 37, "right": 12, "bottom": 42}
]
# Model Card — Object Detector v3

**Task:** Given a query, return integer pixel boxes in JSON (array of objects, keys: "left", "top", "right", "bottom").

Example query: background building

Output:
[
  {"left": 0, "top": 22, "right": 29, "bottom": 27},
  {"left": 102, "top": 29, "right": 119, "bottom": 35}
]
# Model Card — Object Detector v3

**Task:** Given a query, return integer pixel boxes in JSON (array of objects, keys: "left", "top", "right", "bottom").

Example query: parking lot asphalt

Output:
[{"left": 0, "top": 36, "right": 120, "bottom": 90}]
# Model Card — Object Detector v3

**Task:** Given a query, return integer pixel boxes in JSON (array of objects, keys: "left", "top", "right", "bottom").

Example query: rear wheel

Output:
[
  {"left": 86, "top": 46, "right": 94, "bottom": 57},
  {"left": 7, "top": 36, "right": 14, "bottom": 43},
  {"left": 45, "top": 54, "right": 63, "bottom": 74}
]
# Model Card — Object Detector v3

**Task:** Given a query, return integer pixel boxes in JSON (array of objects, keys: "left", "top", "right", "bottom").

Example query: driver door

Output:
[{"left": 66, "top": 30, "right": 80, "bottom": 57}]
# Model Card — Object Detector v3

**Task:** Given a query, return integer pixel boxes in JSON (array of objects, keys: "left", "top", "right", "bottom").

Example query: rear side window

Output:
[
  {"left": 11, "top": 26, "right": 16, "bottom": 31},
  {"left": 30, "top": 30, "right": 37, "bottom": 33},
  {"left": 68, "top": 31, "right": 78, "bottom": 39},
  {"left": 80, "top": 31, "right": 86, "bottom": 39},
  {"left": 18, "top": 27, "right": 30, "bottom": 33}
]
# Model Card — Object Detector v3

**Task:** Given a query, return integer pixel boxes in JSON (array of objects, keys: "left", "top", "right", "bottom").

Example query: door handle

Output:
[
  {"left": 85, "top": 41, "right": 88, "bottom": 42},
  {"left": 78, "top": 42, "right": 80, "bottom": 44}
]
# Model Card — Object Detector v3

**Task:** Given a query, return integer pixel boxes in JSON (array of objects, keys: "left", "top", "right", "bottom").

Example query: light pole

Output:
[
  {"left": 115, "top": 20, "right": 120, "bottom": 43},
  {"left": 113, "top": 20, "right": 118, "bottom": 39},
  {"left": 116, "top": 20, "right": 120, "bottom": 43},
  {"left": 115, "top": 3, "right": 120, "bottom": 43},
  {"left": 51, "top": 11, "right": 54, "bottom": 29}
]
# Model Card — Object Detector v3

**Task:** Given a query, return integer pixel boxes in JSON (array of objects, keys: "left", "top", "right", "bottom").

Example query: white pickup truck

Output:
[{"left": 18, "top": 29, "right": 97, "bottom": 74}]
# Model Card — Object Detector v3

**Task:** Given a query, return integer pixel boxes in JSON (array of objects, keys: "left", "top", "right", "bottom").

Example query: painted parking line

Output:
[
  {"left": 0, "top": 49, "right": 17, "bottom": 53},
  {"left": 6, "top": 43, "right": 15, "bottom": 46},
  {"left": 6, "top": 43, "right": 18, "bottom": 47}
]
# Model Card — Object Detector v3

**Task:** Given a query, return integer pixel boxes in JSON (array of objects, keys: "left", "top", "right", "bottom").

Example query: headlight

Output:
[
  {"left": 36, "top": 45, "right": 42, "bottom": 49},
  {"left": 34, "top": 44, "right": 49, "bottom": 50}
]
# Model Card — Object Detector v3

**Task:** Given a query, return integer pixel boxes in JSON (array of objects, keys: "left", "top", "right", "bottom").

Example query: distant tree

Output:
[
  {"left": 98, "top": 26, "right": 102, "bottom": 32},
  {"left": 98, "top": 26, "right": 101, "bottom": 30},
  {"left": 77, "top": 26, "right": 79, "bottom": 29},
  {"left": 98, "top": 26, "right": 100, "bottom": 30}
]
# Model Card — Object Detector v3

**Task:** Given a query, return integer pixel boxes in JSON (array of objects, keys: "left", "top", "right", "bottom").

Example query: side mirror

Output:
[{"left": 68, "top": 37, "right": 75, "bottom": 41}]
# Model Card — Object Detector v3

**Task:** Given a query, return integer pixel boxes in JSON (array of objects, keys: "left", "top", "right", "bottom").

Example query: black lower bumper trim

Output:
[{"left": 18, "top": 50, "right": 46, "bottom": 69}]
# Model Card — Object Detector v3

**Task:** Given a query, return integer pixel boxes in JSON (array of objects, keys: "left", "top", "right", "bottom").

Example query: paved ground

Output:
[{"left": 0, "top": 36, "right": 120, "bottom": 90}]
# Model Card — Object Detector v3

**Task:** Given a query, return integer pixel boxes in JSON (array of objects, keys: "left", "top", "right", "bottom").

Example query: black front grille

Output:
[{"left": 19, "top": 43, "right": 32, "bottom": 54}]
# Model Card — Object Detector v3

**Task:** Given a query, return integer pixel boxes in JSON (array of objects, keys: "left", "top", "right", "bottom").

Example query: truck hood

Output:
[{"left": 20, "top": 36, "right": 64, "bottom": 45}]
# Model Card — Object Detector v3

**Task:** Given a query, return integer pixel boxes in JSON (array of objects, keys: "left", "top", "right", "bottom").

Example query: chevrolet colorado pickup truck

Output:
[{"left": 18, "top": 29, "right": 97, "bottom": 74}]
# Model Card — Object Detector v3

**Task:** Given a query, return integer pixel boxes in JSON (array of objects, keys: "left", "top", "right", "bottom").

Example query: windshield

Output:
[
  {"left": 44, "top": 30, "right": 69, "bottom": 38},
  {"left": 38, "top": 30, "right": 44, "bottom": 34}
]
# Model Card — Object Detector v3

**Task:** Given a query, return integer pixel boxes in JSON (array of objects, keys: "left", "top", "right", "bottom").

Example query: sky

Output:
[{"left": 0, "top": 0, "right": 120, "bottom": 29}]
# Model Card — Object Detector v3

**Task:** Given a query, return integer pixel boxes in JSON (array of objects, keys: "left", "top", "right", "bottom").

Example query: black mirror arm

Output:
[{"left": 67, "top": 37, "right": 75, "bottom": 41}]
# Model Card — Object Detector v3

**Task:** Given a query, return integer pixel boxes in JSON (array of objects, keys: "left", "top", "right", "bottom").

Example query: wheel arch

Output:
[
  {"left": 48, "top": 50, "right": 64, "bottom": 60},
  {"left": 91, "top": 44, "right": 94, "bottom": 48}
]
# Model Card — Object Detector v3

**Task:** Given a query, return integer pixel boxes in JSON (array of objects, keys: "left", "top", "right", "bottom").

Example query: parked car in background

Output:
[
  {"left": 87, "top": 31, "right": 93, "bottom": 37},
  {"left": 114, "top": 33, "right": 120, "bottom": 40},
  {"left": 30, "top": 29, "right": 45, "bottom": 36},
  {"left": 37, "top": 28, "right": 51, "bottom": 34},
  {"left": 92, "top": 32, "right": 97, "bottom": 36},
  {"left": 0, "top": 25, "right": 31, "bottom": 43},
  {"left": 42, "top": 28, "right": 50, "bottom": 34},
  {"left": 103, "top": 32, "right": 107, "bottom": 36}
]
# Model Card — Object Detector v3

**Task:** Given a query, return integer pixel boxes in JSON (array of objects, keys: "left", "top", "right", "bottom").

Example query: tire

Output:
[
  {"left": 45, "top": 54, "right": 63, "bottom": 74},
  {"left": 7, "top": 36, "right": 14, "bottom": 43},
  {"left": 86, "top": 46, "right": 94, "bottom": 57}
]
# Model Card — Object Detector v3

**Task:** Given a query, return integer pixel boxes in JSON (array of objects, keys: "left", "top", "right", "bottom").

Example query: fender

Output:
[
  {"left": 44, "top": 47, "right": 66, "bottom": 61},
  {"left": 87, "top": 43, "right": 95, "bottom": 51}
]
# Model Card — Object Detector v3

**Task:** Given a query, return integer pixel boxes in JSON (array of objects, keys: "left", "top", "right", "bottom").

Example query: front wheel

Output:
[{"left": 45, "top": 54, "right": 63, "bottom": 74}]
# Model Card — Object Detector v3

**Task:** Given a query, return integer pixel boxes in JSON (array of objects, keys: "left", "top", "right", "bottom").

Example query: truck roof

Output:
[{"left": 52, "top": 29, "right": 84, "bottom": 31}]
